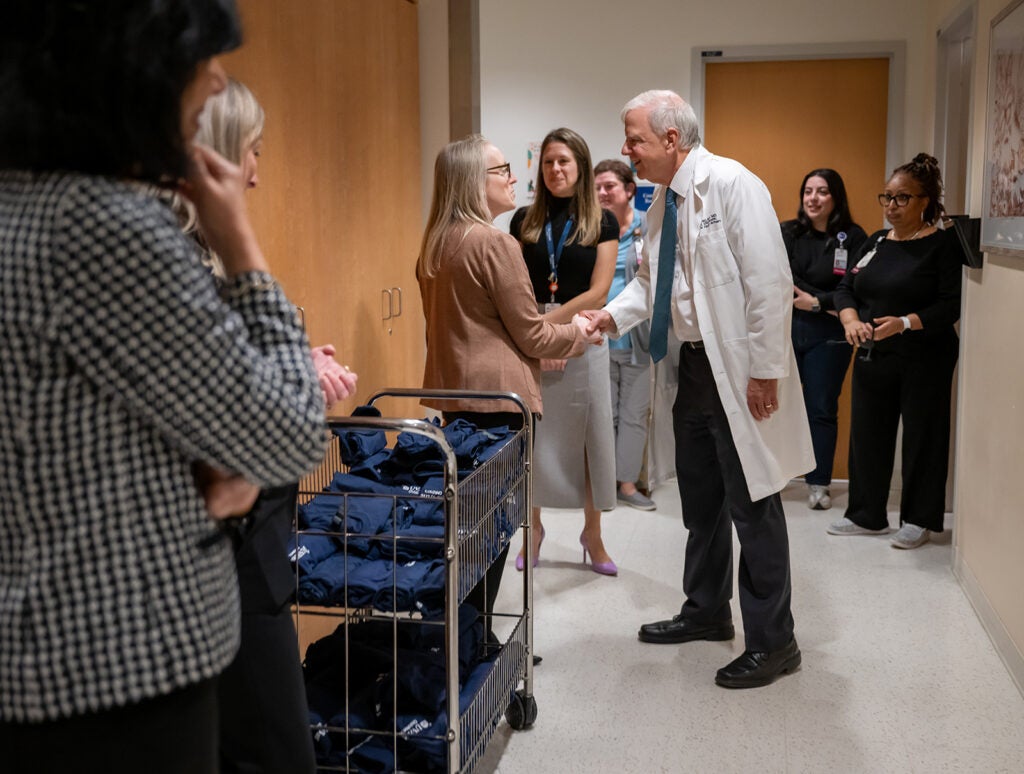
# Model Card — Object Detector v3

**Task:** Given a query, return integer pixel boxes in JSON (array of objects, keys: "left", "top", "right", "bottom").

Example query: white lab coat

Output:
[{"left": 606, "top": 145, "right": 814, "bottom": 502}]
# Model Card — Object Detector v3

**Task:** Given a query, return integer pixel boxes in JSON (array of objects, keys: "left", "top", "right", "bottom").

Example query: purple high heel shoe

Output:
[
  {"left": 580, "top": 533, "right": 618, "bottom": 576},
  {"left": 515, "top": 527, "right": 545, "bottom": 571}
]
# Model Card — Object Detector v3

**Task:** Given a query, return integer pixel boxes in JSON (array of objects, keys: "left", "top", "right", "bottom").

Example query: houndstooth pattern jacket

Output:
[{"left": 0, "top": 171, "right": 328, "bottom": 722}]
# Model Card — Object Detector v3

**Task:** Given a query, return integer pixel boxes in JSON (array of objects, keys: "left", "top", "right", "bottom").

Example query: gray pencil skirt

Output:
[{"left": 533, "top": 339, "right": 617, "bottom": 510}]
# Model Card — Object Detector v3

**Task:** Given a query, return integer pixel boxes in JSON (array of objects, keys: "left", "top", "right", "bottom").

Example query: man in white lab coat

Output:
[{"left": 583, "top": 90, "right": 814, "bottom": 689}]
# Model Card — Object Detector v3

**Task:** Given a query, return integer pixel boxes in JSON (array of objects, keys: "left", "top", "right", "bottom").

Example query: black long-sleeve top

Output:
[
  {"left": 834, "top": 227, "right": 962, "bottom": 351},
  {"left": 781, "top": 221, "right": 868, "bottom": 312}
]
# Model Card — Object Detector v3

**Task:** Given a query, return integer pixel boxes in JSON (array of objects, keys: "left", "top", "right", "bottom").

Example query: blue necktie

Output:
[{"left": 649, "top": 188, "right": 677, "bottom": 363}]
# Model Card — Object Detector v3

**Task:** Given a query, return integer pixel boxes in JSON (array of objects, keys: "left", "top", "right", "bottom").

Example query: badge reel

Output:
[
  {"left": 833, "top": 231, "right": 849, "bottom": 275},
  {"left": 544, "top": 275, "right": 560, "bottom": 314}
]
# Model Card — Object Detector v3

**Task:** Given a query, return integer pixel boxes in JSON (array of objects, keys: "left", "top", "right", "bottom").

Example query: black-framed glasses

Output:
[
  {"left": 487, "top": 163, "right": 511, "bottom": 179},
  {"left": 877, "top": 192, "right": 923, "bottom": 207}
]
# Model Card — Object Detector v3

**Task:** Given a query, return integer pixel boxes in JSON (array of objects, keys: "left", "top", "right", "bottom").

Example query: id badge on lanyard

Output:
[
  {"left": 545, "top": 218, "right": 573, "bottom": 303},
  {"left": 833, "top": 231, "right": 849, "bottom": 275},
  {"left": 632, "top": 228, "right": 644, "bottom": 266}
]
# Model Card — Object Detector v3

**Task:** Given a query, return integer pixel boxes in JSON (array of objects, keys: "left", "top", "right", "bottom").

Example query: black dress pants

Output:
[
  {"left": 845, "top": 333, "right": 958, "bottom": 532},
  {"left": 218, "top": 604, "right": 316, "bottom": 774},
  {"left": 219, "top": 484, "right": 316, "bottom": 774},
  {"left": 443, "top": 411, "right": 528, "bottom": 639},
  {"left": 672, "top": 344, "right": 794, "bottom": 652}
]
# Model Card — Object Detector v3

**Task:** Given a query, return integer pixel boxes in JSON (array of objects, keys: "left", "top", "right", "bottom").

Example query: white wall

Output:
[{"left": 478, "top": 0, "right": 941, "bottom": 227}]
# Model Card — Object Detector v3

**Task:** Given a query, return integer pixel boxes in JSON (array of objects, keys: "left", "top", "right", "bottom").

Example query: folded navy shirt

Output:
[{"left": 333, "top": 404, "right": 388, "bottom": 467}]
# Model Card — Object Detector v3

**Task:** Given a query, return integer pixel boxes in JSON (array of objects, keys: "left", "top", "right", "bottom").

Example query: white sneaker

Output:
[
  {"left": 891, "top": 523, "right": 930, "bottom": 549},
  {"left": 826, "top": 517, "right": 889, "bottom": 536},
  {"left": 807, "top": 485, "right": 832, "bottom": 510}
]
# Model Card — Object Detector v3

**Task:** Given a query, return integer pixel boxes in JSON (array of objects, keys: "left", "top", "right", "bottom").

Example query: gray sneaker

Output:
[
  {"left": 807, "top": 485, "right": 832, "bottom": 510},
  {"left": 826, "top": 517, "right": 890, "bottom": 536},
  {"left": 617, "top": 489, "right": 656, "bottom": 511},
  {"left": 890, "top": 523, "right": 930, "bottom": 549}
]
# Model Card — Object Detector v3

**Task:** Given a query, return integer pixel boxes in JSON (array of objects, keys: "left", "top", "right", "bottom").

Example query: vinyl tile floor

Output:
[{"left": 477, "top": 480, "right": 1024, "bottom": 774}]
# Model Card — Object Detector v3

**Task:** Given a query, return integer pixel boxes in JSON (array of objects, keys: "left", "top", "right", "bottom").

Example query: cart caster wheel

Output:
[{"left": 505, "top": 690, "right": 537, "bottom": 729}]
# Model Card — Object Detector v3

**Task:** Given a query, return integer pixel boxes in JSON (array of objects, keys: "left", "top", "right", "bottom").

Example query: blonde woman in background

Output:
[{"left": 193, "top": 78, "right": 356, "bottom": 773}]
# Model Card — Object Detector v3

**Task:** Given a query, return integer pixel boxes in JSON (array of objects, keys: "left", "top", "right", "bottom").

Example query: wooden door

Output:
[
  {"left": 223, "top": 0, "right": 424, "bottom": 420},
  {"left": 704, "top": 58, "right": 890, "bottom": 478}
]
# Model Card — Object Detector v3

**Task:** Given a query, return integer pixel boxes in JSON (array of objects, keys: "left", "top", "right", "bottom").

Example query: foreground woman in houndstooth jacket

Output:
[{"left": 0, "top": 1, "right": 328, "bottom": 771}]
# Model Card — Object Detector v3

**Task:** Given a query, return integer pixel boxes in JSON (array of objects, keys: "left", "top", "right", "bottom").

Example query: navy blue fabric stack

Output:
[
  {"left": 289, "top": 411, "right": 519, "bottom": 615},
  {"left": 304, "top": 605, "right": 514, "bottom": 772}
]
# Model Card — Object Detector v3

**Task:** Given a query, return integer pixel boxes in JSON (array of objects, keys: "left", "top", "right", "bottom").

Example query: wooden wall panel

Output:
[{"left": 223, "top": 0, "right": 424, "bottom": 419}]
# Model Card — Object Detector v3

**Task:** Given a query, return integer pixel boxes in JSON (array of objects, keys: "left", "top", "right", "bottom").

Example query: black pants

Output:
[
  {"left": 0, "top": 678, "right": 218, "bottom": 774},
  {"left": 845, "top": 334, "right": 958, "bottom": 532},
  {"left": 672, "top": 345, "right": 794, "bottom": 652},
  {"left": 219, "top": 484, "right": 315, "bottom": 773},
  {"left": 443, "top": 411, "right": 528, "bottom": 639},
  {"left": 218, "top": 605, "right": 316, "bottom": 774}
]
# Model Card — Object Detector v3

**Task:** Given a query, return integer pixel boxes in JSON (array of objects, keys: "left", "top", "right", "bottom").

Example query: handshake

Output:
[
  {"left": 572, "top": 310, "right": 616, "bottom": 345},
  {"left": 539, "top": 311, "right": 616, "bottom": 373}
]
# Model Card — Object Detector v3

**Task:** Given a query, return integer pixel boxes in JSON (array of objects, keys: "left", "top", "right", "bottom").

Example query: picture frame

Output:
[{"left": 982, "top": 0, "right": 1024, "bottom": 255}]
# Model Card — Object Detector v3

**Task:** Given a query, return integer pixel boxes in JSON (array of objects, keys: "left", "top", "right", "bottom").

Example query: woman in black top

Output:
[
  {"left": 781, "top": 169, "right": 867, "bottom": 511},
  {"left": 510, "top": 127, "right": 619, "bottom": 575},
  {"left": 827, "top": 154, "right": 962, "bottom": 550}
]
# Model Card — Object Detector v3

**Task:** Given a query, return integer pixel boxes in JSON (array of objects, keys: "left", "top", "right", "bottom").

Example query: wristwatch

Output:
[{"left": 811, "top": 298, "right": 821, "bottom": 313}]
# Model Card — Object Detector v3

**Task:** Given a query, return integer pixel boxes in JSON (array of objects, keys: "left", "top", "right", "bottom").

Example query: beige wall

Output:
[
  {"left": 935, "top": 0, "right": 1024, "bottom": 693},
  {"left": 417, "top": 0, "right": 1024, "bottom": 691}
]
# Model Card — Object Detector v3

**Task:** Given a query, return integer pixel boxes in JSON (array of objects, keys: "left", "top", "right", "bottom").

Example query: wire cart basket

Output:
[{"left": 292, "top": 389, "right": 539, "bottom": 773}]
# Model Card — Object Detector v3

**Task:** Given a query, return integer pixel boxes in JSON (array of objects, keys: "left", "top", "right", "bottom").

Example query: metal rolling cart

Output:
[{"left": 292, "top": 389, "right": 538, "bottom": 773}]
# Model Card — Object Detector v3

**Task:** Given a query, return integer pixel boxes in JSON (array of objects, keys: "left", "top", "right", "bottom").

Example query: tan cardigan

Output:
[{"left": 418, "top": 223, "right": 585, "bottom": 415}]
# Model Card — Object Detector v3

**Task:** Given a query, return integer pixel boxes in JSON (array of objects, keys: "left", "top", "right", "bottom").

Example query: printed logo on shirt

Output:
[
  {"left": 402, "top": 718, "right": 431, "bottom": 736},
  {"left": 699, "top": 214, "right": 722, "bottom": 230},
  {"left": 288, "top": 545, "right": 310, "bottom": 562}
]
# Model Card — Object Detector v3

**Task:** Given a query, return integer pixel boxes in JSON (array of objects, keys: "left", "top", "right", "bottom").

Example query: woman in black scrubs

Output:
[
  {"left": 827, "top": 154, "right": 961, "bottom": 550},
  {"left": 781, "top": 169, "right": 867, "bottom": 511}
]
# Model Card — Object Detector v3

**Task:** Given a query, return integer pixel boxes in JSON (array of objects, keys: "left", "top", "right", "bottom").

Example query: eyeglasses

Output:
[
  {"left": 487, "top": 163, "right": 512, "bottom": 179},
  {"left": 877, "top": 192, "right": 924, "bottom": 207}
]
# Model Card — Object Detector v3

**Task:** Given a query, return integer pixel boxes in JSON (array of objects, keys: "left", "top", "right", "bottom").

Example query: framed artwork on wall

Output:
[{"left": 982, "top": 0, "right": 1024, "bottom": 255}]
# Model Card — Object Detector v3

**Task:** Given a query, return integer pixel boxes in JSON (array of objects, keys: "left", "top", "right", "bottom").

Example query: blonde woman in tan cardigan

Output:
[{"left": 417, "top": 134, "right": 598, "bottom": 633}]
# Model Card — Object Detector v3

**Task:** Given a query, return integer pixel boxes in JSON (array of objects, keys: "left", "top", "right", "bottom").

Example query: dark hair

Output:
[
  {"left": 594, "top": 159, "right": 636, "bottom": 199},
  {"left": 891, "top": 153, "right": 945, "bottom": 224},
  {"left": 0, "top": 0, "right": 242, "bottom": 183},
  {"left": 786, "top": 168, "right": 855, "bottom": 239}
]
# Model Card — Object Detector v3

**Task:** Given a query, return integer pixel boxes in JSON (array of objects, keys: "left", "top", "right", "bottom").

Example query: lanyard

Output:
[{"left": 544, "top": 218, "right": 573, "bottom": 301}]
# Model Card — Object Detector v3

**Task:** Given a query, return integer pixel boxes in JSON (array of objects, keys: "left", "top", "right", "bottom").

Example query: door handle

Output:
[
  {"left": 390, "top": 287, "right": 402, "bottom": 318},
  {"left": 381, "top": 288, "right": 393, "bottom": 321}
]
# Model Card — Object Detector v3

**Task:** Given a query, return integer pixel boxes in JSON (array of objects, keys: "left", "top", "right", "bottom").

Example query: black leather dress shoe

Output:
[
  {"left": 637, "top": 615, "right": 735, "bottom": 644},
  {"left": 714, "top": 638, "right": 801, "bottom": 689}
]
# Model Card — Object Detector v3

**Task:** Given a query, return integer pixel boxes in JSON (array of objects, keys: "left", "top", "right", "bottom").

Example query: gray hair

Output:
[{"left": 620, "top": 90, "right": 701, "bottom": 150}]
